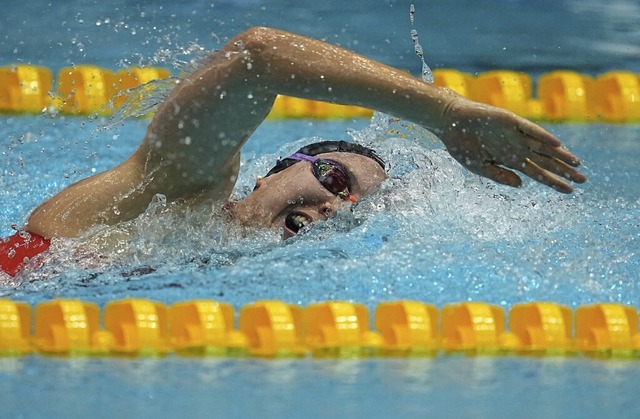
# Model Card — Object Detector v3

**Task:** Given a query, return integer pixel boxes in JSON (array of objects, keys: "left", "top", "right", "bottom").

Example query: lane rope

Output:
[
  {"left": 1, "top": 298, "right": 639, "bottom": 358},
  {"left": 1, "top": 65, "right": 639, "bottom": 122}
]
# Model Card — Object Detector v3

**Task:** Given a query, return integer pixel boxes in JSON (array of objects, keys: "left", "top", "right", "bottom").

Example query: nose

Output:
[
  {"left": 319, "top": 201, "right": 338, "bottom": 219},
  {"left": 253, "top": 177, "right": 266, "bottom": 190}
]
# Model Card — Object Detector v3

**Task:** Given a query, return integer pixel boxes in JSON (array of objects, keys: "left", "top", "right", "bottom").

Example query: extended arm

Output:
[
  {"left": 26, "top": 26, "right": 585, "bottom": 238},
  {"left": 228, "top": 27, "right": 584, "bottom": 192}
]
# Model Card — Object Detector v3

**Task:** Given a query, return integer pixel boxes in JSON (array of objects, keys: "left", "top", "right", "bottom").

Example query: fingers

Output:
[
  {"left": 468, "top": 153, "right": 585, "bottom": 194},
  {"left": 527, "top": 139, "right": 582, "bottom": 168},
  {"left": 516, "top": 121, "right": 587, "bottom": 190},
  {"left": 469, "top": 162, "right": 522, "bottom": 188},
  {"left": 446, "top": 110, "right": 587, "bottom": 193},
  {"left": 520, "top": 158, "right": 575, "bottom": 194},
  {"left": 465, "top": 158, "right": 583, "bottom": 194},
  {"left": 529, "top": 152, "right": 587, "bottom": 184},
  {"left": 517, "top": 121, "right": 582, "bottom": 167},
  {"left": 517, "top": 119, "right": 561, "bottom": 148}
]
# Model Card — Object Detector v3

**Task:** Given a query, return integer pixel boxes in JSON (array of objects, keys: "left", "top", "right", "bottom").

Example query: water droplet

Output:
[{"left": 408, "top": 5, "right": 433, "bottom": 83}]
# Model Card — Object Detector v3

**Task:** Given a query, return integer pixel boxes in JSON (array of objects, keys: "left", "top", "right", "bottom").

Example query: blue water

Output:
[
  {"left": 3, "top": 0, "right": 640, "bottom": 75},
  {"left": 3, "top": 357, "right": 640, "bottom": 419},
  {"left": 2, "top": 115, "right": 640, "bottom": 418},
  {"left": 2, "top": 0, "right": 640, "bottom": 418},
  {"left": 2, "top": 116, "right": 639, "bottom": 309}
]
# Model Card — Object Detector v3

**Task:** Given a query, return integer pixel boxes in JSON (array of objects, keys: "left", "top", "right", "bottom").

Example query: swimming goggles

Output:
[{"left": 287, "top": 152, "right": 358, "bottom": 203}]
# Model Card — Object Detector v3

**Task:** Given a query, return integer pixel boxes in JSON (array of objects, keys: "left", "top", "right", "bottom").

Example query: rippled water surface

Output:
[{"left": 2, "top": 114, "right": 639, "bottom": 310}]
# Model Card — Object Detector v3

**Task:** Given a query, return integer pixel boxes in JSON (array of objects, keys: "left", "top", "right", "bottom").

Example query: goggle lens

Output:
[{"left": 312, "top": 159, "right": 356, "bottom": 202}]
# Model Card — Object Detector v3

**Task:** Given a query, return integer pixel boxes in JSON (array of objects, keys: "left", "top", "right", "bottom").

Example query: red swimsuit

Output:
[{"left": 0, "top": 231, "right": 50, "bottom": 277}]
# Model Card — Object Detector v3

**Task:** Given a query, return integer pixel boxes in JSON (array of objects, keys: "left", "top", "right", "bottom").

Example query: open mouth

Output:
[{"left": 284, "top": 212, "right": 312, "bottom": 236}]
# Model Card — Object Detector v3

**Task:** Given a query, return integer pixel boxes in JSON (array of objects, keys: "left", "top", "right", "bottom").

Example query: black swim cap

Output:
[{"left": 264, "top": 140, "right": 386, "bottom": 178}]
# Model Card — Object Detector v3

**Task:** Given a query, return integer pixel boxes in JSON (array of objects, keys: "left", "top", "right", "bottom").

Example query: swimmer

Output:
[{"left": 0, "top": 26, "right": 586, "bottom": 276}]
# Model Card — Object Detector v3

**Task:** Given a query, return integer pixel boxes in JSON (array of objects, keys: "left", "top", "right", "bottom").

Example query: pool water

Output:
[
  {"left": 2, "top": 114, "right": 640, "bottom": 418},
  {"left": 2, "top": 0, "right": 640, "bottom": 417},
  {"left": 2, "top": 116, "right": 639, "bottom": 309},
  {"left": 3, "top": 356, "right": 640, "bottom": 418}
]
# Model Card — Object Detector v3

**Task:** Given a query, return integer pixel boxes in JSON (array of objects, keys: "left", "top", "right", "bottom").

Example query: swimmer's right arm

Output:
[
  {"left": 224, "top": 27, "right": 585, "bottom": 193},
  {"left": 143, "top": 26, "right": 584, "bottom": 195}
]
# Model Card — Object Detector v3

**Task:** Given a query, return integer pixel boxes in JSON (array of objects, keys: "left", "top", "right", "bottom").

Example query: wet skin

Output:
[
  {"left": 232, "top": 152, "right": 387, "bottom": 237},
  {"left": 24, "top": 27, "right": 585, "bottom": 240}
]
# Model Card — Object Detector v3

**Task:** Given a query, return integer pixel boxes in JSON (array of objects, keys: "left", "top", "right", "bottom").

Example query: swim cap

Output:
[
  {"left": 264, "top": 140, "right": 386, "bottom": 178},
  {"left": 0, "top": 230, "right": 50, "bottom": 277}
]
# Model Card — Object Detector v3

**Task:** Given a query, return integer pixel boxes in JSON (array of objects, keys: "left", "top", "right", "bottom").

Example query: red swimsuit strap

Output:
[{"left": 0, "top": 231, "right": 51, "bottom": 277}]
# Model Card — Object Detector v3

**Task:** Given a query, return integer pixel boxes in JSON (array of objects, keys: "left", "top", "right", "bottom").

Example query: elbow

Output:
[{"left": 227, "top": 26, "right": 281, "bottom": 54}]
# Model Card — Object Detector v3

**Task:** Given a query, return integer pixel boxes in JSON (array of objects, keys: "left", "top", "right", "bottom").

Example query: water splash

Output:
[
  {"left": 349, "top": 111, "right": 441, "bottom": 149},
  {"left": 409, "top": 4, "right": 434, "bottom": 83},
  {"left": 106, "top": 77, "right": 178, "bottom": 124},
  {"left": 101, "top": 41, "right": 214, "bottom": 127},
  {"left": 159, "top": 42, "right": 212, "bottom": 75},
  {"left": 2, "top": 114, "right": 637, "bottom": 310}
]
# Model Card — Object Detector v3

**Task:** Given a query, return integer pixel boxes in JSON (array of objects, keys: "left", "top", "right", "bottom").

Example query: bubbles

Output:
[{"left": 2, "top": 112, "right": 638, "bottom": 310}]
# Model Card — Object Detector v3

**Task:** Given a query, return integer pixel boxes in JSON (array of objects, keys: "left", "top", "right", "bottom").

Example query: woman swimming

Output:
[{"left": 0, "top": 27, "right": 586, "bottom": 276}]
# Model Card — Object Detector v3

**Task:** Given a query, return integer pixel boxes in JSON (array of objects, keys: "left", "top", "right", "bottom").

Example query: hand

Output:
[{"left": 438, "top": 97, "right": 587, "bottom": 193}]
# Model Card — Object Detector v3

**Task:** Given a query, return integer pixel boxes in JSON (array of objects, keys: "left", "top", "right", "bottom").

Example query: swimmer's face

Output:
[{"left": 231, "top": 152, "right": 387, "bottom": 238}]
